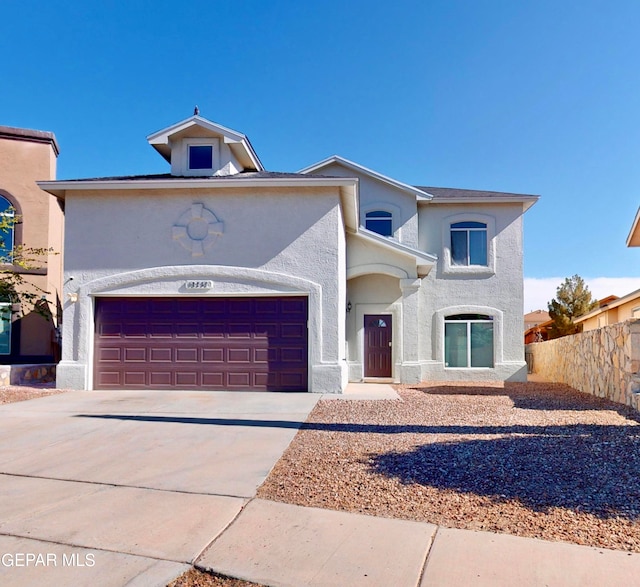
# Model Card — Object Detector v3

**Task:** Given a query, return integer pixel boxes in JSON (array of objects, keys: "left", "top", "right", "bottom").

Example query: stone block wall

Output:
[
  {"left": 0, "top": 364, "right": 57, "bottom": 386},
  {"left": 526, "top": 319, "right": 640, "bottom": 410}
]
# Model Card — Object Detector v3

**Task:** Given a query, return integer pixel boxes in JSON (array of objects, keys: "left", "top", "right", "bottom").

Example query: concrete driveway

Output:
[{"left": 0, "top": 390, "right": 320, "bottom": 586}]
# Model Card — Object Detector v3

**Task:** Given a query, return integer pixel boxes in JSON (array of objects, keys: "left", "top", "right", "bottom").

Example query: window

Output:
[
  {"left": 0, "top": 196, "right": 14, "bottom": 261},
  {"left": 444, "top": 314, "right": 493, "bottom": 368},
  {"left": 451, "top": 221, "right": 487, "bottom": 266},
  {"left": 0, "top": 302, "right": 11, "bottom": 354},
  {"left": 365, "top": 210, "right": 393, "bottom": 236},
  {"left": 188, "top": 145, "right": 213, "bottom": 170}
]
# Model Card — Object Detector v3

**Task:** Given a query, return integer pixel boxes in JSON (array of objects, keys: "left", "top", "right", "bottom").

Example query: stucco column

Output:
[{"left": 399, "top": 278, "right": 421, "bottom": 383}]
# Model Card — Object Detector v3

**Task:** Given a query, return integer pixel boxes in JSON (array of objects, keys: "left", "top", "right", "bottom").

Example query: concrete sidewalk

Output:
[{"left": 198, "top": 499, "right": 640, "bottom": 587}]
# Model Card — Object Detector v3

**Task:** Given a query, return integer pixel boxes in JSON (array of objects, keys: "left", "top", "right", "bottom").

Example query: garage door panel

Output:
[
  {"left": 229, "top": 300, "right": 252, "bottom": 315},
  {"left": 150, "top": 299, "right": 174, "bottom": 314},
  {"left": 255, "top": 299, "right": 279, "bottom": 314},
  {"left": 149, "top": 371, "right": 172, "bottom": 386},
  {"left": 98, "top": 371, "right": 122, "bottom": 386},
  {"left": 122, "top": 323, "right": 147, "bottom": 337},
  {"left": 201, "top": 322, "right": 225, "bottom": 337},
  {"left": 228, "top": 324, "right": 252, "bottom": 338},
  {"left": 281, "top": 324, "right": 306, "bottom": 338},
  {"left": 176, "top": 324, "right": 199, "bottom": 337},
  {"left": 99, "top": 324, "right": 122, "bottom": 337},
  {"left": 228, "top": 348, "right": 251, "bottom": 363},
  {"left": 281, "top": 347, "right": 306, "bottom": 363},
  {"left": 283, "top": 376, "right": 305, "bottom": 389},
  {"left": 228, "top": 372, "right": 251, "bottom": 387},
  {"left": 176, "top": 348, "right": 198, "bottom": 362},
  {"left": 149, "top": 323, "right": 173, "bottom": 338},
  {"left": 123, "top": 372, "right": 146, "bottom": 386},
  {"left": 94, "top": 296, "right": 308, "bottom": 391},
  {"left": 202, "top": 372, "right": 224, "bottom": 386},
  {"left": 176, "top": 372, "right": 198, "bottom": 386},
  {"left": 202, "top": 348, "right": 224, "bottom": 362},
  {"left": 124, "top": 348, "right": 147, "bottom": 362},
  {"left": 281, "top": 299, "right": 307, "bottom": 314},
  {"left": 98, "top": 347, "right": 121, "bottom": 362},
  {"left": 148, "top": 347, "right": 171, "bottom": 362}
]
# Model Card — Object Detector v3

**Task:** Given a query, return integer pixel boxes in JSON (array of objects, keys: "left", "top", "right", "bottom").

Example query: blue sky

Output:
[{"left": 2, "top": 1, "right": 639, "bottom": 309}]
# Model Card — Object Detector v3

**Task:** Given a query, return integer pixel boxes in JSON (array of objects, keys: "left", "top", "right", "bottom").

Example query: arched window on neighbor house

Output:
[{"left": 0, "top": 195, "right": 15, "bottom": 262}]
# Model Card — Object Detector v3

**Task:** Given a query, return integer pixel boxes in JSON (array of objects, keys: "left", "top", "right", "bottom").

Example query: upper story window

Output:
[
  {"left": 0, "top": 196, "right": 15, "bottom": 261},
  {"left": 442, "top": 214, "right": 496, "bottom": 276},
  {"left": 365, "top": 210, "right": 393, "bottom": 237},
  {"left": 181, "top": 138, "right": 220, "bottom": 175},
  {"left": 451, "top": 221, "right": 487, "bottom": 266},
  {"left": 189, "top": 145, "right": 213, "bottom": 170}
]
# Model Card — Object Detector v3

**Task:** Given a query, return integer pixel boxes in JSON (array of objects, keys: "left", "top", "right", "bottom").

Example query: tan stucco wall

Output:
[
  {"left": 581, "top": 296, "right": 640, "bottom": 332},
  {"left": 0, "top": 132, "right": 62, "bottom": 358}
]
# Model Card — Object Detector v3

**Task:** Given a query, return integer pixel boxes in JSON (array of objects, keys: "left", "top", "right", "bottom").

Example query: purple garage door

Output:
[{"left": 94, "top": 296, "right": 308, "bottom": 391}]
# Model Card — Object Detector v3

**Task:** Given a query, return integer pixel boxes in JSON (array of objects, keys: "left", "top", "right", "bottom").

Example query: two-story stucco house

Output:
[
  {"left": 40, "top": 115, "right": 537, "bottom": 392},
  {"left": 0, "top": 125, "right": 63, "bottom": 363}
]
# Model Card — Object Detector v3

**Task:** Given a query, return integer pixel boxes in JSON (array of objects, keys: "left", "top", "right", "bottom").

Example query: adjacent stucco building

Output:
[
  {"left": 0, "top": 125, "right": 63, "bottom": 362},
  {"left": 40, "top": 115, "right": 537, "bottom": 392}
]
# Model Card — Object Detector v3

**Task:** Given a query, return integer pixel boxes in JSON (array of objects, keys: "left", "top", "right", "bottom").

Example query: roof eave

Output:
[
  {"left": 353, "top": 228, "right": 438, "bottom": 276},
  {"left": 627, "top": 207, "right": 640, "bottom": 247},
  {"left": 420, "top": 195, "right": 539, "bottom": 211},
  {"left": 37, "top": 175, "right": 358, "bottom": 200}
]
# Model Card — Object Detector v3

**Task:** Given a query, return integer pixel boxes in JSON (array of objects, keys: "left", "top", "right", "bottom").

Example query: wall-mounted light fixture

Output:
[{"left": 346, "top": 301, "right": 352, "bottom": 313}]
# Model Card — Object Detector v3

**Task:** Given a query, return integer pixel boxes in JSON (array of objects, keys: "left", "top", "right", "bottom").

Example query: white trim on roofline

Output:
[
  {"left": 627, "top": 207, "right": 640, "bottom": 247},
  {"left": 300, "top": 155, "right": 434, "bottom": 201}
]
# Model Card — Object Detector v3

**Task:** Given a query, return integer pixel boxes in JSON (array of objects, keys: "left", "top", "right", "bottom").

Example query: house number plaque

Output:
[{"left": 185, "top": 280, "right": 213, "bottom": 290}]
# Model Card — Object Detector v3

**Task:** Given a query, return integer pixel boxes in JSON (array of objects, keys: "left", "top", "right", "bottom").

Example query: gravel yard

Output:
[
  {"left": 0, "top": 385, "right": 66, "bottom": 405},
  {"left": 257, "top": 381, "right": 640, "bottom": 552}
]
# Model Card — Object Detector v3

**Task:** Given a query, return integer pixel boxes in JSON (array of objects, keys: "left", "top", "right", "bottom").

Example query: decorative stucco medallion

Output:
[{"left": 172, "top": 203, "right": 224, "bottom": 257}]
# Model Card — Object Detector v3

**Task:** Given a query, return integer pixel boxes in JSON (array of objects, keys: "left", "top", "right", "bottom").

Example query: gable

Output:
[{"left": 147, "top": 115, "right": 263, "bottom": 177}]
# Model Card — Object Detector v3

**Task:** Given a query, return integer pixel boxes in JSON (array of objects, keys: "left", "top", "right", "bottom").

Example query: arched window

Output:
[
  {"left": 0, "top": 195, "right": 15, "bottom": 261},
  {"left": 451, "top": 221, "right": 487, "bottom": 266},
  {"left": 444, "top": 314, "right": 493, "bottom": 368},
  {"left": 365, "top": 210, "right": 393, "bottom": 237}
]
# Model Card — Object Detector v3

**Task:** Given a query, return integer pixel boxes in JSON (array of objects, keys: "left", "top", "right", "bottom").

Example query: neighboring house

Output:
[
  {"left": 524, "top": 310, "right": 551, "bottom": 342},
  {"left": 0, "top": 125, "right": 63, "bottom": 363},
  {"left": 40, "top": 114, "right": 538, "bottom": 392},
  {"left": 576, "top": 292, "right": 640, "bottom": 332},
  {"left": 574, "top": 210, "right": 640, "bottom": 333},
  {"left": 524, "top": 309, "right": 550, "bottom": 331}
]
